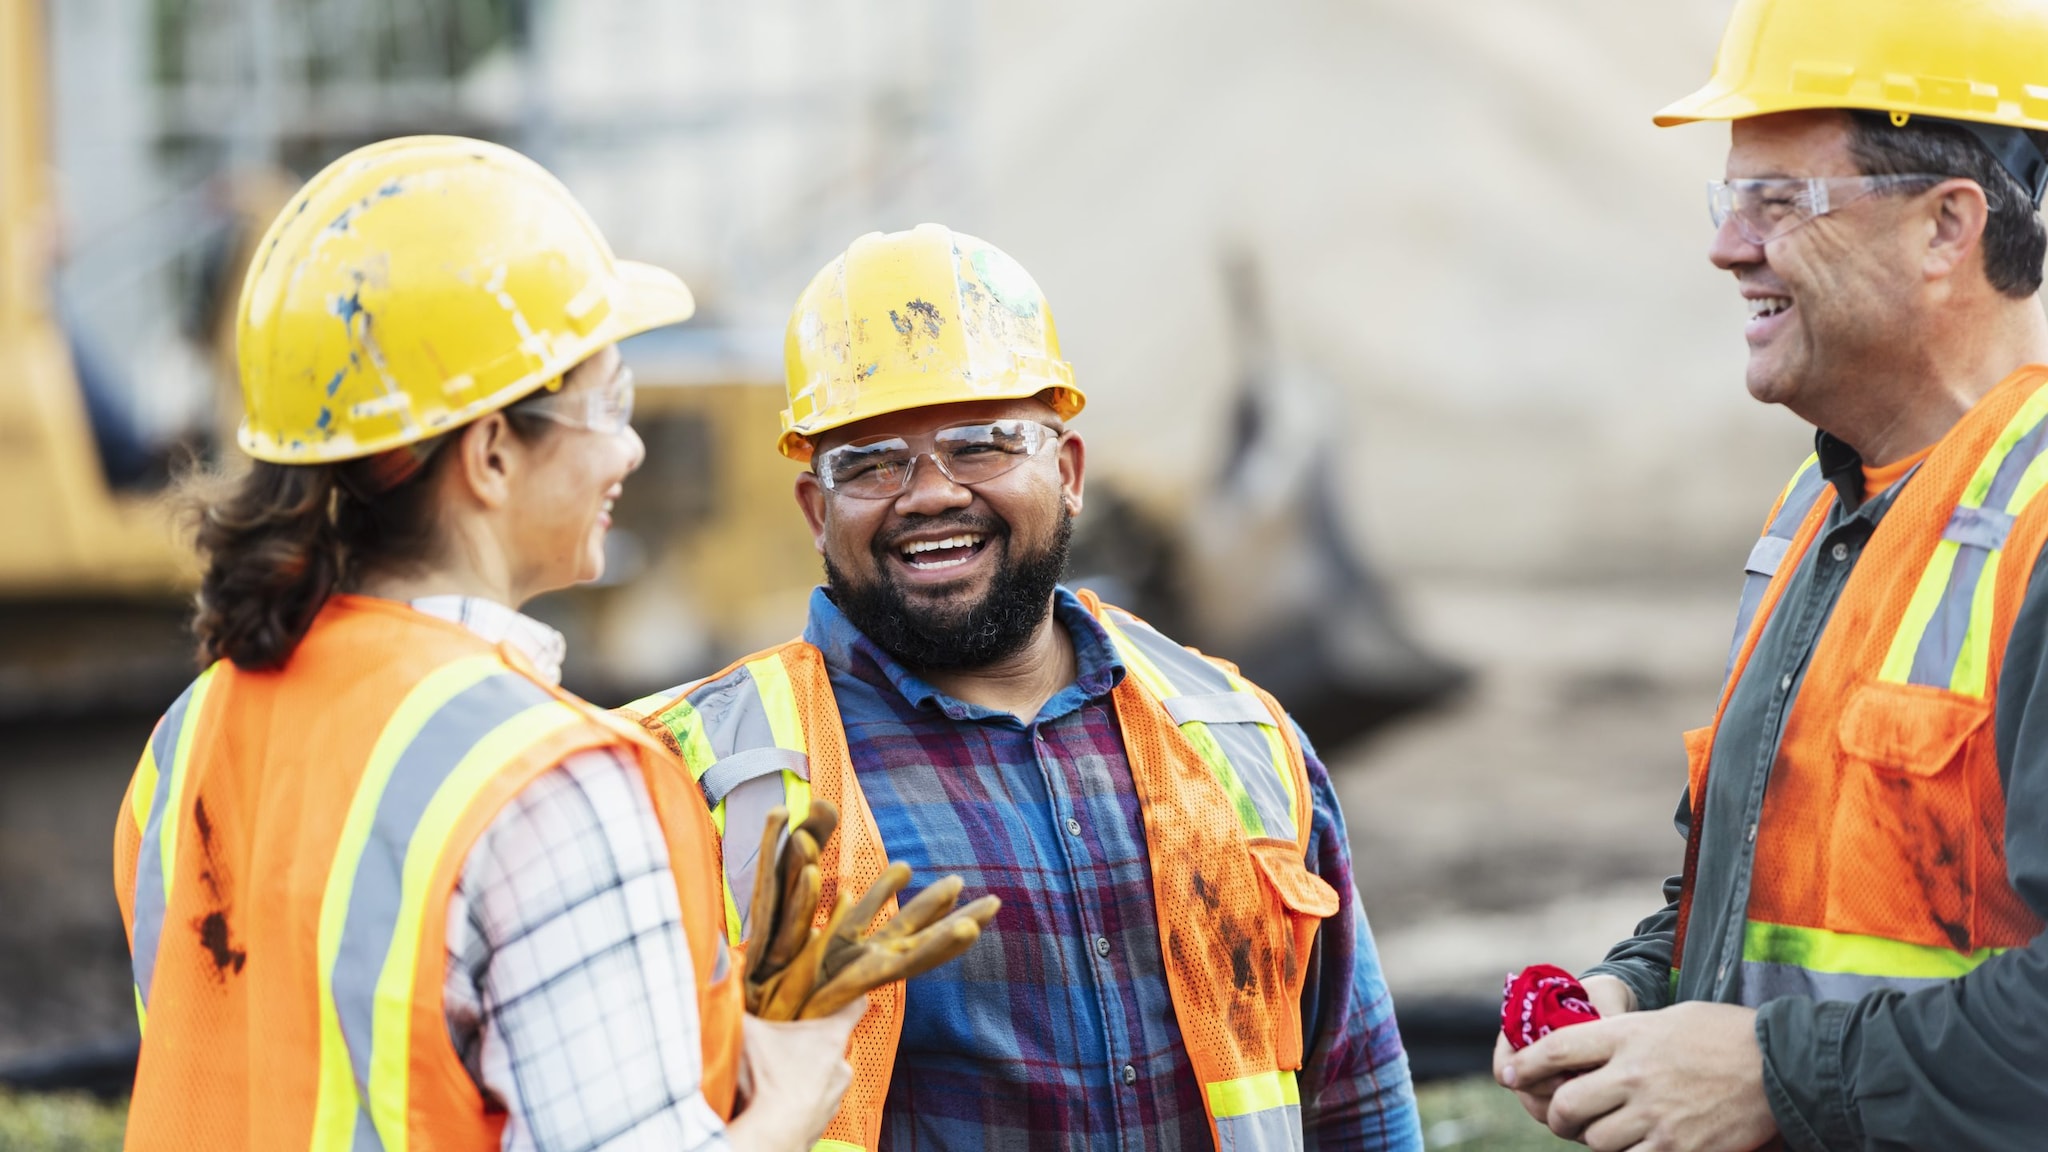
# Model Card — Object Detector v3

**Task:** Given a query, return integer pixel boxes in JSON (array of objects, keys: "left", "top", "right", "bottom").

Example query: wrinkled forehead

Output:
[
  {"left": 811, "top": 396, "right": 1064, "bottom": 453},
  {"left": 1726, "top": 110, "right": 1861, "bottom": 179}
]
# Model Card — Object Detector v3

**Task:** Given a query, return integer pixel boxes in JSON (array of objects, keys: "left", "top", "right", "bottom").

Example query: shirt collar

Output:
[
  {"left": 1815, "top": 428, "right": 1922, "bottom": 519},
  {"left": 408, "top": 595, "right": 569, "bottom": 685},
  {"left": 802, "top": 584, "right": 1125, "bottom": 722}
]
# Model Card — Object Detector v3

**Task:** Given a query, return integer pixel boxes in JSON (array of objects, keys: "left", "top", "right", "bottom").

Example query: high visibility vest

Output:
[
  {"left": 623, "top": 591, "right": 1342, "bottom": 1152},
  {"left": 113, "top": 595, "right": 741, "bottom": 1151},
  {"left": 1676, "top": 366, "right": 2048, "bottom": 1004}
]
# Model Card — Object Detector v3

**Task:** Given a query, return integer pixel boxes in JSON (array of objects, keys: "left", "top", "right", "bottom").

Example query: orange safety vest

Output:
[
  {"left": 1676, "top": 365, "right": 2048, "bottom": 1003},
  {"left": 113, "top": 595, "right": 741, "bottom": 1151},
  {"left": 623, "top": 590, "right": 1341, "bottom": 1152}
]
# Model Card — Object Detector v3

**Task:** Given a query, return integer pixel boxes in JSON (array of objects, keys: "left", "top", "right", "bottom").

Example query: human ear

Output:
[
  {"left": 1057, "top": 430, "right": 1086, "bottom": 518},
  {"left": 1924, "top": 178, "right": 1991, "bottom": 284},
  {"left": 794, "top": 470, "right": 829, "bottom": 554},
  {"left": 454, "top": 413, "right": 519, "bottom": 511}
]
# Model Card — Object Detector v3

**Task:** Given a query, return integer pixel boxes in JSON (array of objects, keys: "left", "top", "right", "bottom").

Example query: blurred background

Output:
[{"left": 0, "top": 0, "right": 1817, "bottom": 1143}]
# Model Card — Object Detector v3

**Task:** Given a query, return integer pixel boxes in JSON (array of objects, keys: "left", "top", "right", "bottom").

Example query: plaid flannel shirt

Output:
[
  {"left": 805, "top": 586, "right": 1422, "bottom": 1152},
  {"left": 421, "top": 597, "right": 730, "bottom": 1152}
]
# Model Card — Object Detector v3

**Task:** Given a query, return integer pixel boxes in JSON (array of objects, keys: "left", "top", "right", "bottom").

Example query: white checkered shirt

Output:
[{"left": 417, "top": 597, "right": 731, "bottom": 1152}]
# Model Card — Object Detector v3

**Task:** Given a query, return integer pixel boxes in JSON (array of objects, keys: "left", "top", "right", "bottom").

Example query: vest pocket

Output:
[
  {"left": 1249, "top": 840, "right": 1340, "bottom": 1070},
  {"left": 1827, "top": 679, "right": 1988, "bottom": 948}
]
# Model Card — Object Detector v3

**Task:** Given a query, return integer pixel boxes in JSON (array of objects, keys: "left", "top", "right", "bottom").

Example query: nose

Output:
[
  {"left": 891, "top": 453, "right": 972, "bottom": 515},
  {"left": 1709, "top": 214, "right": 1764, "bottom": 272},
  {"left": 621, "top": 422, "right": 647, "bottom": 475}
]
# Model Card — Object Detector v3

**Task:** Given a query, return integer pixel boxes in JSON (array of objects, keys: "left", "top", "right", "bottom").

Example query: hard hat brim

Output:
[
  {"left": 776, "top": 382, "right": 1086, "bottom": 464},
  {"left": 1655, "top": 83, "right": 2048, "bottom": 134},
  {"left": 610, "top": 260, "right": 697, "bottom": 337}
]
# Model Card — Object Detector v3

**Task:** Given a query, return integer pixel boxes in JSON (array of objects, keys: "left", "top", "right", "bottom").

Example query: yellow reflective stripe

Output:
[
  {"left": 1951, "top": 546, "right": 2004, "bottom": 697},
  {"left": 367, "top": 699, "right": 585, "bottom": 1150},
  {"left": 813, "top": 1141, "right": 866, "bottom": 1152},
  {"left": 1742, "top": 919, "right": 2007, "bottom": 979},
  {"left": 132, "top": 985, "right": 146, "bottom": 1032},
  {"left": 656, "top": 699, "right": 719, "bottom": 784},
  {"left": 1206, "top": 1069, "right": 1300, "bottom": 1118},
  {"left": 157, "top": 664, "right": 220, "bottom": 908},
  {"left": 1964, "top": 384, "right": 2048, "bottom": 508},
  {"left": 1879, "top": 538, "right": 1961, "bottom": 684},
  {"left": 2006, "top": 447, "right": 2048, "bottom": 521},
  {"left": 747, "top": 654, "right": 808, "bottom": 756},
  {"left": 310, "top": 654, "right": 504, "bottom": 1152},
  {"left": 1224, "top": 666, "right": 1297, "bottom": 820},
  {"left": 1100, "top": 615, "right": 1265, "bottom": 836},
  {"left": 1779, "top": 454, "right": 1819, "bottom": 504},
  {"left": 129, "top": 740, "right": 159, "bottom": 839}
]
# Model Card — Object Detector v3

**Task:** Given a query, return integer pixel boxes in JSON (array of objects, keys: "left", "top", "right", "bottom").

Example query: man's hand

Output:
[
  {"left": 1494, "top": 973, "right": 1638, "bottom": 1125},
  {"left": 1502, "top": 1001, "right": 1778, "bottom": 1152},
  {"left": 727, "top": 994, "right": 868, "bottom": 1152}
]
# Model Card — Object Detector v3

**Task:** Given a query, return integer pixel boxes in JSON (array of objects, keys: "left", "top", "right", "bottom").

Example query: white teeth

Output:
[
  {"left": 1747, "top": 296, "right": 1792, "bottom": 319},
  {"left": 903, "top": 534, "right": 982, "bottom": 555}
]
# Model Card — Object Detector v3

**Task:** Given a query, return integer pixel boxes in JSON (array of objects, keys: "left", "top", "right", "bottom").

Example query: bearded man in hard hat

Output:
[
  {"left": 1494, "top": 2, "right": 2048, "bottom": 1150},
  {"left": 622, "top": 223, "right": 1423, "bottom": 1152}
]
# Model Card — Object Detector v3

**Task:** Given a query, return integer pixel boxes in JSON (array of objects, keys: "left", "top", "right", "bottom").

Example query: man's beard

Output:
[{"left": 825, "top": 508, "right": 1072, "bottom": 671}]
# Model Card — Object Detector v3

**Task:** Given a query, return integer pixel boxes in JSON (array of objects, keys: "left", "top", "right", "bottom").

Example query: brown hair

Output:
[{"left": 183, "top": 401, "right": 556, "bottom": 671}]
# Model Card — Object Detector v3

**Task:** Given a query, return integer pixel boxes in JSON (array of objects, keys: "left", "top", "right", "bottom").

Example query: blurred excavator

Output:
[{"left": 0, "top": 0, "right": 1462, "bottom": 757}]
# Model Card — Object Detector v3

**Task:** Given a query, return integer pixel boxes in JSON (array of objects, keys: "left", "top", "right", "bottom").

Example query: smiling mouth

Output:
[
  {"left": 897, "top": 532, "right": 988, "bottom": 571},
  {"left": 1748, "top": 295, "right": 1792, "bottom": 321}
]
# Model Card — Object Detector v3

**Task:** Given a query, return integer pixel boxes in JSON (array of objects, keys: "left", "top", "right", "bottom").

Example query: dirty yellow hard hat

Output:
[
  {"left": 235, "top": 135, "right": 695, "bottom": 464},
  {"left": 1658, "top": 0, "right": 2048, "bottom": 196},
  {"left": 778, "top": 223, "right": 1083, "bottom": 462}
]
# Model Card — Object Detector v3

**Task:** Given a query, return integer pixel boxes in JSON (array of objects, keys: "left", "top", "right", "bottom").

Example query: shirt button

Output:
[
  {"left": 1717, "top": 963, "right": 1729, "bottom": 985},
  {"left": 1066, "top": 817, "right": 1083, "bottom": 836},
  {"left": 1779, "top": 673, "right": 1793, "bottom": 692},
  {"left": 1831, "top": 542, "right": 1849, "bottom": 562},
  {"left": 1746, "top": 822, "right": 1758, "bottom": 843},
  {"left": 1122, "top": 1064, "right": 1138, "bottom": 1085},
  {"left": 1094, "top": 936, "right": 1112, "bottom": 958}
]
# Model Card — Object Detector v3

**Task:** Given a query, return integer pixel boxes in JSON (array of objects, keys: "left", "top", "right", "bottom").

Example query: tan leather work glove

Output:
[{"left": 742, "top": 800, "right": 1000, "bottom": 1021}]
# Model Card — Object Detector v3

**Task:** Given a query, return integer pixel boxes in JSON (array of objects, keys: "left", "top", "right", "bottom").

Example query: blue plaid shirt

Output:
[{"left": 803, "top": 586, "right": 1421, "bottom": 1152}]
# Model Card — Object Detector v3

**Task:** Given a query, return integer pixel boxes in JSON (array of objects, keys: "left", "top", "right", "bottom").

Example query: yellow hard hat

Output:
[
  {"left": 778, "top": 223, "right": 1083, "bottom": 462},
  {"left": 235, "top": 136, "right": 695, "bottom": 464},
  {"left": 1658, "top": 0, "right": 2048, "bottom": 132}
]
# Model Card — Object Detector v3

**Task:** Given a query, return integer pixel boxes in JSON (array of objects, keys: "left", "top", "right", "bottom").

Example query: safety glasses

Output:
[
  {"left": 1707, "top": 174, "right": 1948, "bottom": 245},
  {"left": 814, "top": 418, "right": 1061, "bottom": 499},
  {"left": 521, "top": 367, "right": 636, "bottom": 435}
]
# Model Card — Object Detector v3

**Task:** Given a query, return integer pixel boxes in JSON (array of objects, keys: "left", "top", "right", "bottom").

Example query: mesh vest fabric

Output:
[
  {"left": 623, "top": 593, "right": 1338, "bottom": 1152},
  {"left": 1676, "top": 367, "right": 2048, "bottom": 1004},
  {"left": 114, "top": 596, "right": 739, "bottom": 1151}
]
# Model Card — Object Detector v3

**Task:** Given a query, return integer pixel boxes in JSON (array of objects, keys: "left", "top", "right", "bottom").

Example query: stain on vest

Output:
[{"left": 188, "top": 798, "right": 247, "bottom": 979}]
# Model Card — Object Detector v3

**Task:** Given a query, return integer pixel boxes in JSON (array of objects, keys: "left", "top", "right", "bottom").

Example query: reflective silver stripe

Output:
[
  {"left": 1213, "top": 1104, "right": 1304, "bottom": 1151},
  {"left": 699, "top": 746, "right": 809, "bottom": 805},
  {"left": 130, "top": 680, "right": 204, "bottom": 1014},
  {"left": 1983, "top": 406, "right": 2048, "bottom": 510},
  {"left": 1104, "top": 609, "right": 1297, "bottom": 843},
  {"left": 1944, "top": 505, "right": 2016, "bottom": 551},
  {"left": 1725, "top": 460, "right": 1830, "bottom": 682},
  {"left": 722, "top": 774, "right": 786, "bottom": 939},
  {"left": 1163, "top": 691, "right": 1274, "bottom": 726},
  {"left": 1907, "top": 539, "right": 1996, "bottom": 688},
  {"left": 1745, "top": 534, "right": 1793, "bottom": 578},
  {"left": 329, "top": 672, "right": 552, "bottom": 1122},
  {"left": 1737, "top": 961, "right": 1951, "bottom": 1007},
  {"left": 691, "top": 666, "right": 780, "bottom": 760}
]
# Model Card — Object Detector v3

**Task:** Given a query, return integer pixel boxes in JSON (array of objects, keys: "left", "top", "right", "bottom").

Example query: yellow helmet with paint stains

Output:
[
  {"left": 234, "top": 135, "right": 695, "bottom": 464},
  {"left": 778, "top": 223, "right": 1083, "bottom": 461}
]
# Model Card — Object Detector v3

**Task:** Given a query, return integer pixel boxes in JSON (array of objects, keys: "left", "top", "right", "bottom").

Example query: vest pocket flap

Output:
[
  {"left": 1838, "top": 680, "right": 1990, "bottom": 776},
  {"left": 1250, "top": 841, "right": 1340, "bottom": 919}
]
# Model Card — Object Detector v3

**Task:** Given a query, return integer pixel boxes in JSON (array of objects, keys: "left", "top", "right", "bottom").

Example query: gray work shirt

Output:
[{"left": 1586, "top": 431, "right": 2048, "bottom": 1152}]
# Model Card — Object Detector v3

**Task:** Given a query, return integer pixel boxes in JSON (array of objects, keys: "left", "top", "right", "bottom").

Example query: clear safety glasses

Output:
[
  {"left": 522, "top": 367, "right": 636, "bottom": 435},
  {"left": 1707, "top": 174, "right": 1948, "bottom": 245},
  {"left": 815, "top": 418, "right": 1061, "bottom": 499}
]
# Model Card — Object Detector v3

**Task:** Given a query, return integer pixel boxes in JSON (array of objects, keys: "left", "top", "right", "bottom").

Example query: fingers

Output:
[
  {"left": 872, "top": 875, "right": 965, "bottom": 943},
  {"left": 1509, "top": 1017, "right": 1618, "bottom": 1087},
  {"left": 760, "top": 893, "right": 849, "bottom": 1021},
  {"left": 793, "top": 798, "right": 839, "bottom": 854},
  {"left": 823, "top": 861, "right": 913, "bottom": 982},
  {"left": 743, "top": 807, "right": 789, "bottom": 984},
  {"left": 1546, "top": 1066, "right": 1629, "bottom": 1143},
  {"left": 762, "top": 861, "right": 820, "bottom": 972}
]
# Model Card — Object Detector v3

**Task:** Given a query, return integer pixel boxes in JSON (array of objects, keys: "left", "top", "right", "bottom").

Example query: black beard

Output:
[{"left": 825, "top": 508, "right": 1073, "bottom": 672}]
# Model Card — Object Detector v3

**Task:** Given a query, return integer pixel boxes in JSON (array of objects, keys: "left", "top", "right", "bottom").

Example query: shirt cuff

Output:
[
  {"left": 1756, "top": 997, "right": 1858, "bottom": 1152},
  {"left": 1580, "top": 960, "right": 1672, "bottom": 1013}
]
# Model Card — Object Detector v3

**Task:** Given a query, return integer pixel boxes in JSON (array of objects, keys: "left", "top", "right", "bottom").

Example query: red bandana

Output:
[{"left": 1501, "top": 964, "right": 1601, "bottom": 1050}]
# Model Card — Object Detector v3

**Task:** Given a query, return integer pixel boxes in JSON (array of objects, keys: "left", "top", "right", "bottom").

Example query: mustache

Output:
[{"left": 872, "top": 512, "right": 1009, "bottom": 555}]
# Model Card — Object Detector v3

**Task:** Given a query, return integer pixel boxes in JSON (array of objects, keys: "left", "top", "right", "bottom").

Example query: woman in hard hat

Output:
[{"left": 111, "top": 136, "right": 860, "bottom": 1152}]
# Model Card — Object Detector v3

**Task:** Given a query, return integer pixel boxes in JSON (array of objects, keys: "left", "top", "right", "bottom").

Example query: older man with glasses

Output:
[
  {"left": 622, "top": 223, "right": 1422, "bottom": 1152},
  {"left": 1495, "top": 2, "right": 2048, "bottom": 1150}
]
